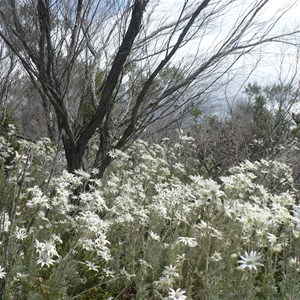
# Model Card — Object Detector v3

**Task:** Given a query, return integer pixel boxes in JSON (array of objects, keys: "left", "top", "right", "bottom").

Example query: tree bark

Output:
[{"left": 62, "top": 136, "right": 84, "bottom": 173}]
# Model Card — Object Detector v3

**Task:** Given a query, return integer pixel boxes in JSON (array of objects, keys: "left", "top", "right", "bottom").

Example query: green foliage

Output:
[
  {"left": 80, "top": 100, "right": 96, "bottom": 129},
  {"left": 243, "top": 82, "right": 294, "bottom": 160},
  {"left": 190, "top": 107, "right": 202, "bottom": 122},
  {"left": 245, "top": 82, "right": 293, "bottom": 140},
  {"left": 0, "top": 107, "right": 18, "bottom": 133},
  {"left": 252, "top": 94, "right": 273, "bottom": 137}
]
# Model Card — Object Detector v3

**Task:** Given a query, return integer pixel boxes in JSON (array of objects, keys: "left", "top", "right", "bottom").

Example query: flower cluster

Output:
[
  {"left": 35, "top": 239, "right": 61, "bottom": 267},
  {"left": 1, "top": 134, "right": 300, "bottom": 299}
]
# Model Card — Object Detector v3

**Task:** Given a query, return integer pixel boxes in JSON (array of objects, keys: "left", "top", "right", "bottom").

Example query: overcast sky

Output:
[
  {"left": 204, "top": 0, "right": 300, "bottom": 108},
  {"left": 155, "top": 0, "right": 299, "bottom": 104}
]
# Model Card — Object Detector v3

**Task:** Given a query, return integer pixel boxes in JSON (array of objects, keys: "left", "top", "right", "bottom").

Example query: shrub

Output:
[{"left": 1, "top": 133, "right": 300, "bottom": 299}]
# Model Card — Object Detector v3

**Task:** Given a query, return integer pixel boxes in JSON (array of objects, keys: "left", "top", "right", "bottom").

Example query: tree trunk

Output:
[
  {"left": 97, "top": 154, "right": 112, "bottom": 178},
  {"left": 62, "top": 137, "right": 84, "bottom": 173},
  {"left": 66, "top": 149, "right": 83, "bottom": 173}
]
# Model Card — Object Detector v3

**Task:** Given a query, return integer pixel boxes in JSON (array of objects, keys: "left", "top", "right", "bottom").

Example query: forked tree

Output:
[{"left": 0, "top": 0, "right": 298, "bottom": 176}]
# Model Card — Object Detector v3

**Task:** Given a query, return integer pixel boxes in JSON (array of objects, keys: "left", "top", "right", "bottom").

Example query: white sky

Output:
[
  {"left": 217, "top": 0, "right": 300, "bottom": 105},
  {"left": 154, "top": 0, "right": 300, "bottom": 109}
]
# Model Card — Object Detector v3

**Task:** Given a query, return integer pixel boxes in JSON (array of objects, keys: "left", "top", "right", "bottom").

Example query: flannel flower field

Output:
[{"left": 1, "top": 128, "right": 300, "bottom": 299}]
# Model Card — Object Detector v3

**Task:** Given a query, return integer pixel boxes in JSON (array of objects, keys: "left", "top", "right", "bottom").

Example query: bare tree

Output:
[
  {"left": 0, "top": 49, "right": 15, "bottom": 107},
  {"left": 0, "top": 0, "right": 298, "bottom": 176},
  {"left": 0, "top": 45, "right": 56, "bottom": 140}
]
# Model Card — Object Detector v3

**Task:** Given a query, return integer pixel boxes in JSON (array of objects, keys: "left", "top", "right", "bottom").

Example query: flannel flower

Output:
[
  {"left": 0, "top": 266, "right": 6, "bottom": 279},
  {"left": 168, "top": 288, "right": 187, "bottom": 300},
  {"left": 238, "top": 251, "right": 263, "bottom": 271}
]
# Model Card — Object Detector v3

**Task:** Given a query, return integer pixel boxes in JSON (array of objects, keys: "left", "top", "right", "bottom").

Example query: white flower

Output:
[
  {"left": 266, "top": 233, "right": 277, "bottom": 246},
  {"left": 15, "top": 227, "right": 28, "bottom": 240},
  {"left": 140, "top": 259, "right": 153, "bottom": 270},
  {"left": 45, "top": 240, "right": 59, "bottom": 256},
  {"left": 108, "top": 149, "right": 130, "bottom": 159},
  {"left": 176, "top": 254, "right": 186, "bottom": 264},
  {"left": 104, "top": 269, "right": 115, "bottom": 278},
  {"left": 273, "top": 243, "right": 283, "bottom": 253},
  {"left": 168, "top": 288, "right": 187, "bottom": 300},
  {"left": 121, "top": 268, "right": 136, "bottom": 280},
  {"left": 37, "top": 251, "right": 56, "bottom": 268},
  {"left": 210, "top": 251, "right": 222, "bottom": 262},
  {"left": 27, "top": 187, "right": 50, "bottom": 209},
  {"left": 163, "top": 265, "right": 179, "bottom": 278},
  {"left": 0, "top": 266, "right": 6, "bottom": 279},
  {"left": 237, "top": 251, "right": 264, "bottom": 271},
  {"left": 79, "top": 239, "right": 94, "bottom": 251},
  {"left": 176, "top": 237, "right": 198, "bottom": 247},
  {"left": 16, "top": 272, "right": 28, "bottom": 279},
  {"left": 154, "top": 276, "right": 175, "bottom": 290},
  {"left": 51, "top": 234, "right": 63, "bottom": 244},
  {"left": 76, "top": 211, "right": 108, "bottom": 233},
  {"left": 289, "top": 257, "right": 300, "bottom": 271},
  {"left": 91, "top": 168, "right": 99, "bottom": 175},
  {"left": 35, "top": 239, "right": 60, "bottom": 268},
  {"left": 149, "top": 231, "right": 161, "bottom": 242},
  {"left": 85, "top": 261, "right": 99, "bottom": 272},
  {"left": 35, "top": 240, "right": 59, "bottom": 257},
  {"left": 94, "top": 234, "right": 110, "bottom": 248},
  {"left": 155, "top": 264, "right": 180, "bottom": 290}
]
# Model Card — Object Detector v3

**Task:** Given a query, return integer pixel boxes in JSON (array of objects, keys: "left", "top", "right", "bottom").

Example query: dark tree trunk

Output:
[
  {"left": 62, "top": 136, "right": 84, "bottom": 173},
  {"left": 65, "top": 149, "right": 83, "bottom": 173},
  {"left": 97, "top": 154, "right": 112, "bottom": 178}
]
